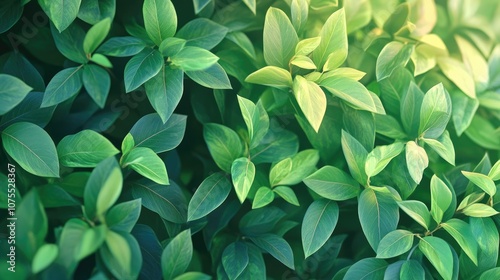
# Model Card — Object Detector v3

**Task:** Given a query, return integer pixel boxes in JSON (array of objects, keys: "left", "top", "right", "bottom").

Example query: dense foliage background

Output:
[{"left": 0, "top": 0, "right": 499, "bottom": 279}]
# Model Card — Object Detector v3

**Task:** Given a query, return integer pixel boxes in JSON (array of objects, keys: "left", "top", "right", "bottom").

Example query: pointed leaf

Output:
[
  {"left": 303, "top": 165, "right": 360, "bottom": 201},
  {"left": 124, "top": 48, "right": 163, "bottom": 92},
  {"left": 187, "top": 172, "right": 231, "bottom": 221},
  {"left": 143, "top": 0, "right": 177, "bottom": 46},
  {"left": 419, "top": 236, "right": 453, "bottom": 280},
  {"left": 231, "top": 157, "right": 255, "bottom": 203},
  {"left": 376, "top": 230, "right": 414, "bottom": 259},
  {"left": 301, "top": 199, "right": 339, "bottom": 258},
  {"left": 263, "top": 7, "right": 298, "bottom": 68},
  {"left": 121, "top": 147, "right": 169, "bottom": 185},
  {"left": 161, "top": 229, "right": 192, "bottom": 280}
]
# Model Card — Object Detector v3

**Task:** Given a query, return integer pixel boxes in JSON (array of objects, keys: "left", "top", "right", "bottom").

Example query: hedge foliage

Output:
[{"left": 0, "top": 0, "right": 499, "bottom": 279}]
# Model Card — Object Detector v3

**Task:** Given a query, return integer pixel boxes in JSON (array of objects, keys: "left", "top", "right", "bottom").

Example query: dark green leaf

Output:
[
  {"left": 400, "top": 82, "right": 424, "bottom": 137},
  {"left": 97, "top": 36, "right": 147, "bottom": 57},
  {"left": 203, "top": 123, "right": 243, "bottom": 173},
  {"left": 187, "top": 172, "right": 231, "bottom": 221},
  {"left": 185, "top": 63, "right": 232, "bottom": 89},
  {"left": 130, "top": 113, "right": 187, "bottom": 153},
  {"left": 143, "top": 0, "right": 177, "bottom": 46},
  {"left": 344, "top": 258, "right": 388, "bottom": 280},
  {"left": 145, "top": 65, "right": 184, "bottom": 123},
  {"left": 50, "top": 21, "right": 87, "bottom": 63},
  {"left": 400, "top": 260, "right": 425, "bottom": 280},
  {"left": 0, "top": 74, "right": 32, "bottom": 115},
  {"left": 161, "top": 229, "right": 192, "bottom": 280},
  {"left": 301, "top": 199, "right": 339, "bottom": 258},
  {"left": 101, "top": 231, "right": 142, "bottom": 279},
  {"left": 176, "top": 18, "right": 228, "bottom": 50},
  {"left": 49, "top": 0, "right": 82, "bottom": 32},
  {"left": 17, "top": 190, "right": 47, "bottom": 258},
  {"left": 249, "top": 234, "right": 295, "bottom": 270},
  {"left": 78, "top": 0, "right": 116, "bottom": 25},
  {"left": 2, "top": 52, "right": 45, "bottom": 91},
  {"left": 82, "top": 64, "right": 111, "bottom": 108},
  {"left": 41, "top": 67, "right": 83, "bottom": 107},
  {"left": 222, "top": 242, "right": 249, "bottom": 279},
  {"left": 124, "top": 48, "right": 163, "bottom": 92}
]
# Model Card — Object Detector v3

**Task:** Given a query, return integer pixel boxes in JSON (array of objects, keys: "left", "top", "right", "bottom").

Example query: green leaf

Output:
[
  {"left": 143, "top": 0, "right": 177, "bottom": 46},
  {"left": 462, "top": 171, "right": 497, "bottom": 196},
  {"left": 187, "top": 172, "right": 231, "bottom": 221},
  {"left": 124, "top": 48, "right": 163, "bottom": 92},
  {"left": 249, "top": 234, "right": 295, "bottom": 270},
  {"left": 442, "top": 218, "right": 478, "bottom": 265},
  {"left": 480, "top": 268, "right": 500, "bottom": 280},
  {"left": 462, "top": 203, "right": 499, "bottom": 217},
  {"left": 344, "top": 258, "right": 388, "bottom": 280},
  {"left": 237, "top": 96, "right": 269, "bottom": 149},
  {"left": 489, "top": 160, "right": 500, "bottom": 181},
  {"left": 293, "top": 75, "right": 326, "bottom": 132},
  {"left": 358, "top": 188, "right": 399, "bottom": 251},
  {"left": 2, "top": 52, "right": 45, "bottom": 91},
  {"left": 270, "top": 158, "right": 293, "bottom": 187},
  {"left": 423, "top": 131, "right": 455, "bottom": 165},
  {"left": 295, "top": 37, "right": 322, "bottom": 56},
  {"left": 159, "top": 37, "right": 186, "bottom": 57},
  {"left": 450, "top": 89, "right": 478, "bottom": 136},
  {"left": 301, "top": 199, "right": 339, "bottom": 258},
  {"left": 222, "top": 242, "right": 249, "bottom": 280},
  {"left": 170, "top": 47, "right": 219, "bottom": 72},
  {"left": 97, "top": 36, "right": 147, "bottom": 57},
  {"left": 250, "top": 124, "right": 299, "bottom": 164},
  {"left": 405, "top": 141, "right": 428, "bottom": 184},
  {"left": 376, "top": 41, "right": 415, "bottom": 81},
  {"left": 32, "top": 244, "right": 58, "bottom": 273},
  {"left": 245, "top": 66, "right": 292, "bottom": 89},
  {"left": 365, "top": 142, "right": 404, "bottom": 178},
  {"left": 397, "top": 200, "right": 431, "bottom": 230},
  {"left": 49, "top": 0, "right": 82, "bottom": 32},
  {"left": 104, "top": 231, "right": 132, "bottom": 276},
  {"left": 382, "top": 2, "right": 409, "bottom": 34},
  {"left": 290, "top": 55, "right": 317, "bottom": 70},
  {"left": 457, "top": 192, "right": 485, "bottom": 211},
  {"left": 121, "top": 147, "right": 169, "bottom": 185},
  {"left": 437, "top": 57, "right": 476, "bottom": 98},
  {"left": 376, "top": 230, "right": 414, "bottom": 259},
  {"left": 77, "top": 0, "right": 115, "bottom": 25},
  {"left": 83, "top": 17, "right": 111, "bottom": 54},
  {"left": 274, "top": 149, "right": 319, "bottom": 186},
  {"left": 174, "top": 272, "right": 212, "bottom": 280},
  {"left": 303, "top": 166, "right": 360, "bottom": 201},
  {"left": 344, "top": 0, "right": 371, "bottom": 34},
  {"left": 465, "top": 115, "right": 500, "bottom": 150},
  {"left": 203, "top": 123, "right": 243, "bottom": 173},
  {"left": 226, "top": 32, "right": 256, "bottom": 58},
  {"left": 291, "top": 0, "right": 308, "bottom": 33},
  {"left": 130, "top": 113, "right": 187, "bottom": 153},
  {"left": 56, "top": 218, "right": 88, "bottom": 273},
  {"left": 106, "top": 199, "right": 142, "bottom": 232},
  {"left": 252, "top": 187, "right": 274, "bottom": 209},
  {"left": 320, "top": 76, "right": 380, "bottom": 113},
  {"left": 83, "top": 157, "right": 122, "bottom": 219},
  {"left": 231, "top": 157, "right": 255, "bottom": 203},
  {"left": 161, "top": 229, "right": 192, "bottom": 280},
  {"left": 430, "top": 175, "right": 452, "bottom": 223},
  {"left": 312, "top": 9, "right": 347, "bottom": 71},
  {"left": 2, "top": 122, "right": 59, "bottom": 177},
  {"left": 101, "top": 231, "right": 141, "bottom": 279},
  {"left": 419, "top": 236, "right": 453, "bottom": 280},
  {"left": 82, "top": 64, "right": 111, "bottom": 108},
  {"left": 176, "top": 18, "right": 228, "bottom": 50},
  {"left": 419, "top": 83, "right": 452, "bottom": 139},
  {"left": 41, "top": 67, "right": 83, "bottom": 107},
  {"left": 341, "top": 130, "right": 368, "bottom": 185},
  {"left": 273, "top": 186, "right": 299, "bottom": 206},
  {"left": 57, "top": 130, "right": 119, "bottom": 168},
  {"left": 0, "top": 1, "right": 23, "bottom": 34},
  {"left": 400, "top": 260, "right": 425, "bottom": 280},
  {"left": 242, "top": 0, "right": 256, "bottom": 14},
  {"left": 17, "top": 190, "right": 47, "bottom": 258},
  {"left": 145, "top": 65, "right": 184, "bottom": 123},
  {"left": 263, "top": 7, "right": 298, "bottom": 68},
  {"left": 0, "top": 74, "right": 32, "bottom": 115},
  {"left": 375, "top": 115, "right": 407, "bottom": 139},
  {"left": 77, "top": 225, "right": 106, "bottom": 260},
  {"left": 185, "top": 63, "right": 232, "bottom": 89},
  {"left": 90, "top": 53, "right": 112, "bottom": 68},
  {"left": 50, "top": 23, "right": 87, "bottom": 63}
]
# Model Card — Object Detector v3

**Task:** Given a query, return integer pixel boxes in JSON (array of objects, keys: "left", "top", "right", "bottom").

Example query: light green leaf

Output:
[
  {"left": 488, "top": 160, "right": 500, "bottom": 181},
  {"left": 301, "top": 199, "right": 339, "bottom": 258},
  {"left": 293, "top": 75, "right": 326, "bottom": 132},
  {"left": 365, "top": 142, "right": 404, "bottom": 178},
  {"left": 83, "top": 17, "right": 111, "bottom": 54},
  {"left": 159, "top": 37, "right": 186, "bottom": 57},
  {"left": 274, "top": 149, "right": 319, "bottom": 186},
  {"left": 457, "top": 192, "right": 485, "bottom": 211},
  {"left": 291, "top": 0, "right": 308, "bottom": 33},
  {"left": 419, "top": 236, "right": 453, "bottom": 280},
  {"left": 2, "top": 122, "right": 59, "bottom": 177},
  {"left": 400, "top": 260, "right": 425, "bottom": 280},
  {"left": 245, "top": 66, "right": 292, "bottom": 89},
  {"left": 295, "top": 37, "right": 321, "bottom": 56},
  {"left": 145, "top": 65, "right": 184, "bottom": 123},
  {"left": 419, "top": 83, "right": 452, "bottom": 139},
  {"left": 187, "top": 172, "right": 231, "bottom": 221},
  {"left": 376, "top": 230, "right": 414, "bottom": 259},
  {"left": 57, "top": 130, "right": 119, "bottom": 168},
  {"left": 41, "top": 67, "right": 83, "bottom": 107},
  {"left": 49, "top": 0, "right": 82, "bottom": 32},
  {"left": 237, "top": 96, "right": 269, "bottom": 149},
  {"left": 77, "top": 225, "right": 106, "bottom": 260},
  {"left": 203, "top": 123, "right": 243, "bottom": 173},
  {"left": 90, "top": 53, "right": 112, "bottom": 68},
  {"left": 376, "top": 41, "right": 414, "bottom": 81},
  {"left": 397, "top": 200, "right": 431, "bottom": 230},
  {"left": 344, "top": 0, "right": 371, "bottom": 34},
  {"left": 174, "top": 272, "right": 212, "bottom": 280},
  {"left": 462, "top": 203, "right": 499, "bottom": 217},
  {"left": 16, "top": 190, "right": 47, "bottom": 258},
  {"left": 273, "top": 186, "right": 299, "bottom": 206},
  {"left": 442, "top": 218, "right": 478, "bottom": 265},
  {"left": 358, "top": 188, "right": 399, "bottom": 251},
  {"left": 423, "top": 131, "right": 455, "bottom": 165},
  {"left": 252, "top": 187, "right": 274, "bottom": 209},
  {"left": 303, "top": 165, "right": 360, "bottom": 201},
  {"left": 222, "top": 242, "right": 249, "bottom": 280},
  {"left": 405, "top": 141, "right": 428, "bottom": 184},
  {"left": 450, "top": 89, "right": 478, "bottom": 136},
  {"left": 375, "top": 115, "right": 407, "bottom": 139},
  {"left": 100, "top": 231, "right": 141, "bottom": 279},
  {"left": 320, "top": 76, "right": 379, "bottom": 113},
  {"left": 341, "top": 130, "right": 368, "bottom": 185},
  {"left": 185, "top": 63, "right": 232, "bottom": 89},
  {"left": 170, "top": 46, "right": 219, "bottom": 72},
  {"left": 263, "top": 7, "right": 298, "bottom": 68},
  {"left": 231, "top": 157, "right": 255, "bottom": 203},
  {"left": 462, "top": 171, "right": 497, "bottom": 196},
  {"left": 97, "top": 36, "right": 147, "bottom": 57},
  {"left": 464, "top": 115, "right": 500, "bottom": 150},
  {"left": 270, "top": 158, "right": 292, "bottom": 187},
  {"left": 83, "top": 157, "right": 123, "bottom": 219},
  {"left": 430, "top": 175, "right": 452, "bottom": 223},
  {"left": 437, "top": 57, "right": 476, "bottom": 98},
  {"left": 130, "top": 113, "right": 187, "bottom": 153},
  {"left": 176, "top": 18, "right": 227, "bottom": 50},
  {"left": 105, "top": 231, "right": 132, "bottom": 276},
  {"left": 82, "top": 64, "right": 111, "bottom": 108},
  {"left": 290, "top": 55, "right": 317, "bottom": 69},
  {"left": 143, "top": 0, "right": 177, "bottom": 46},
  {"left": 344, "top": 258, "right": 388, "bottom": 280},
  {"left": 161, "top": 229, "right": 192, "bottom": 280},
  {"left": 312, "top": 9, "right": 347, "bottom": 71},
  {"left": 124, "top": 48, "right": 163, "bottom": 92},
  {"left": 249, "top": 234, "right": 295, "bottom": 270},
  {"left": 106, "top": 199, "right": 142, "bottom": 233},
  {"left": 121, "top": 147, "right": 169, "bottom": 185},
  {"left": 32, "top": 244, "right": 58, "bottom": 273}
]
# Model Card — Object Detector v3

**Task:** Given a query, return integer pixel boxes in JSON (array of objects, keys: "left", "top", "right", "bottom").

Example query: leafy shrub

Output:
[{"left": 0, "top": 0, "right": 499, "bottom": 279}]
